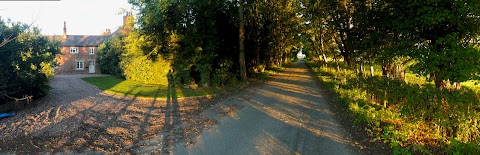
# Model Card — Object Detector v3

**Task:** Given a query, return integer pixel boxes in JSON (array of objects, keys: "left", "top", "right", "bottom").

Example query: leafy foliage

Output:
[
  {"left": 126, "top": 0, "right": 300, "bottom": 86},
  {"left": 0, "top": 17, "right": 59, "bottom": 101},
  {"left": 387, "top": 0, "right": 480, "bottom": 87},
  {"left": 307, "top": 60, "right": 480, "bottom": 154},
  {"left": 302, "top": 0, "right": 480, "bottom": 88},
  {"left": 97, "top": 36, "right": 123, "bottom": 77},
  {"left": 121, "top": 30, "right": 173, "bottom": 85}
]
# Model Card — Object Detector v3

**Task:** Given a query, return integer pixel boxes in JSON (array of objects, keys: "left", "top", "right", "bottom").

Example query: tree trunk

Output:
[
  {"left": 320, "top": 30, "right": 328, "bottom": 64},
  {"left": 370, "top": 66, "right": 374, "bottom": 76},
  {"left": 382, "top": 63, "right": 391, "bottom": 77},
  {"left": 393, "top": 65, "right": 403, "bottom": 80},
  {"left": 334, "top": 31, "right": 352, "bottom": 67},
  {"left": 431, "top": 73, "right": 446, "bottom": 90},
  {"left": 453, "top": 82, "right": 461, "bottom": 90},
  {"left": 322, "top": 53, "right": 328, "bottom": 64},
  {"left": 435, "top": 79, "right": 445, "bottom": 90},
  {"left": 238, "top": 0, "right": 247, "bottom": 81},
  {"left": 334, "top": 57, "right": 340, "bottom": 71}
]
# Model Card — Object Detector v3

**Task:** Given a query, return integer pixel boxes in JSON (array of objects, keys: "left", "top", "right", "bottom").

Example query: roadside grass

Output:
[
  {"left": 305, "top": 59, "right": 480, "bottom": 154},
  {"left": 82, "top": 76, "right": 220, "bottom": 98},
  {"left": 253, "top": 66, "right": 285, "bottom": 79},
  {"left": 251, "top": 62, "right": 293, "bottom": 80}
]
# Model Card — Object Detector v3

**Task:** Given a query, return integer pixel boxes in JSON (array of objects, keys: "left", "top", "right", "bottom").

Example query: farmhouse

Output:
[{"left": 53, "top": 12, "right": 132, "bottom": 74}]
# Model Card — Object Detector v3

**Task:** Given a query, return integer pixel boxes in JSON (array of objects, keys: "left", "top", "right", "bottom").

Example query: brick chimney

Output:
[
  {"left": 103, "top": 29, "right": 112, "bottom": 36},
  {"left": 123, "top": 11, "right": 132, "bottom": 27},
  {"left": 63, "top": 21, "right": 67, "bottom": 38}
]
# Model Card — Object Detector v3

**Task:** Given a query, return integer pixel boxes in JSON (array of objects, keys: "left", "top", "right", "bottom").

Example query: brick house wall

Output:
[
  {"left": 56, "top": 46, "right": 100, "bottom": 74},
  {"left": 53, "top": 35, "right": 108, "bottom": 75}
]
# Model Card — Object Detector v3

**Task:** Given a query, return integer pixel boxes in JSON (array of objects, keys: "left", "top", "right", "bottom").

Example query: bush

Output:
[
  {"left": 211, "top": 59, "right": 236, "bottom": 86},
  {"left": 121, "top": 55, "right": 172, "bottom": 85},
  {"left": 0, "top": 18, "right": 59, "bottom": 102},
  {"left": 97, "top": 36, "right": 123, "bottom": 77},
  {"left": 121, "top": 30, "right": 173, "bottom": 85}
]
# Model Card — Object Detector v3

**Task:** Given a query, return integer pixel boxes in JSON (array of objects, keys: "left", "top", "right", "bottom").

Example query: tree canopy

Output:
[
  {"left": 301, "top": 0, "right": 480, "bottom": 88},
  {"left": 93, "top": 0, "right": 480, "bottom": 90}
]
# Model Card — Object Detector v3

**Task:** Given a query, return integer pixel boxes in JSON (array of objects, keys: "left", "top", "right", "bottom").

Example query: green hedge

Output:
[{"left": 121, "top": 55, "right": 172, "bottom": 85}]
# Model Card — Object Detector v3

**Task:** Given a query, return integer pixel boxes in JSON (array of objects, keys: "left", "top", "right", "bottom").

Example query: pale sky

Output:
[{"left": 0, "top": 0, "right": 132, "bottom": 35}]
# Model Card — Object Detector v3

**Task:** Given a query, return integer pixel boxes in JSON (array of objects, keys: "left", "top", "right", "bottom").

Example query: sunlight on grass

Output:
[
  {"left": 82, "top": 76, "right": 220, "bottom": 98},
  {"left": 305, "top": 59, "right": 480, "bottom": 154},
  {"left": 463, "top": 80, "right": 480, "bottom": 91}
]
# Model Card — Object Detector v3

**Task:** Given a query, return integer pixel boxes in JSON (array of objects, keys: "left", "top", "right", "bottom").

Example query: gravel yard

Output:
[{"left": 0, "top": 74, "right": 217, "bottom": 154}]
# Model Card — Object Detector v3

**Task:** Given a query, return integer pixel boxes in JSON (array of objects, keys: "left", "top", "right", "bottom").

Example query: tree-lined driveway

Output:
[{"left": 174, "top": 60, "right": 359, "bottom": 154}]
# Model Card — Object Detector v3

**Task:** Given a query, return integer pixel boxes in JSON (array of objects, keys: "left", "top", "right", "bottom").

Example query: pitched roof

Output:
[
  {"left": 51, "top": 35, "right": 110, "bottom": 47},
  {"left": 111, "top": 27, "right": 131, "bottom": 37}
]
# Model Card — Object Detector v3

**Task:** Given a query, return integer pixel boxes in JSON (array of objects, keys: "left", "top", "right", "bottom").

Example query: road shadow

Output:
[
  {"left": 161, "top": 71, "right": 180, "bottom": 153},
  {"left": 173, "top": 61, "right": 362, "bottom": 154}
]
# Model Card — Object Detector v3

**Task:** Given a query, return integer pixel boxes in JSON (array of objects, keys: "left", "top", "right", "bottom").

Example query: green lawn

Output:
[{"left": 82, "top": 76, "right": 220, "bottom": 98}]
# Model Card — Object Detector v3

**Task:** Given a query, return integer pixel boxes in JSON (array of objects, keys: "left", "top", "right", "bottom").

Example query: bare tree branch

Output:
[
  {"left": 0, "top": 91, "right": 33, "bottom": 103},
  {"left": 0, "top": 12, "right": 40, "bottom": 48}
]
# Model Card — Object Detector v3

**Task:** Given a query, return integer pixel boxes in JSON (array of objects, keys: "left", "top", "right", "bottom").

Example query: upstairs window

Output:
[
  {"left": 89, "top": 47, "right": 95, "bottom": 55},
  {"left": 70, "top": 47, "right": 78, "bottom": 53}
]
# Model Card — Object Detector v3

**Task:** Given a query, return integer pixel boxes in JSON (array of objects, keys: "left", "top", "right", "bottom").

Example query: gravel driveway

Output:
[{"left": 0, "top": 74, "right": 216, "bottom": 154}]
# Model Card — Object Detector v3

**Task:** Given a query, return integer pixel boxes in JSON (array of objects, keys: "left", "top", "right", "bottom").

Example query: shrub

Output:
[
  {"left": 121, "top": 55, "right": 172, "bottom": 85},
  {"left": 211, "top": 59, "right": 236, "bottom": 86},
  {"left": 0, "top": 19, "right": 59, "bottom": 102},
  {"left": 97, "top": 36, "right": 123, "bottom": 77}
]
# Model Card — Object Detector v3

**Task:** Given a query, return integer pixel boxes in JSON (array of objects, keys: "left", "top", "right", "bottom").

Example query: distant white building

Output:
[{"left": 297, "top": 50, "right": 306, "bottom": 59}]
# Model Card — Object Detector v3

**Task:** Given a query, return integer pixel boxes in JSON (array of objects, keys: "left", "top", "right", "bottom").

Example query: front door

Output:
[{"left": 88, "top": 61, "right": 95, "bottom": 73}]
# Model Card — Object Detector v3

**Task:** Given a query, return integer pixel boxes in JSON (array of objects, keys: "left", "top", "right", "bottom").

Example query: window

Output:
[
  {"left": 76, "top": 60, "right": 84, "bottom": 70},
  {"left": 70, "top": 47, "right": 78, "bottom": 53},
  {"left": 89, "top": 47, "right": 95, "bottom": 55}
]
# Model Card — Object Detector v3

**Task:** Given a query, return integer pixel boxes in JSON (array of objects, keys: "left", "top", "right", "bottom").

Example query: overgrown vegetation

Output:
[
  {"left": 307, "top": 59, "right": 480, "bottom": 154},
  {"left": 0, "top": 17, "right": 60, "bottom": 104}
]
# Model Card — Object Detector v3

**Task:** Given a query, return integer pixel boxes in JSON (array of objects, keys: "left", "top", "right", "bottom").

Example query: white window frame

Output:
[
  {"left": 70, "top": 47, "right": 79, "bottom": 53},
  {"left": 89, "top": 47, "right": 95, "bottom": 55},
  {"left": 75, "top": 60, "right": 84, "bottom": 70}
]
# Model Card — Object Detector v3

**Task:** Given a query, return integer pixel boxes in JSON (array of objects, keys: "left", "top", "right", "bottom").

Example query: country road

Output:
[{"left": 173, "top": 60, "right": 359, "bottom": 155}]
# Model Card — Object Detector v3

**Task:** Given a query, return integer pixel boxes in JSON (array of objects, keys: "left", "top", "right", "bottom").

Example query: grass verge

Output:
[
  {"left": 305, "top": 59, "right": 480, "bottom": 154},
  {"left": 82, "top": 76, "right": 220, "bottom": 98}
]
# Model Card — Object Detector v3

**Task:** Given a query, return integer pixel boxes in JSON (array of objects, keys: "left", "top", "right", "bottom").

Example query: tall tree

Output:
[
  {"left": 386, "top": 0, "right": 480, "bottom": 89},
  {"left": 239, "top": 0, "right": 247, "bottom": 81}
]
